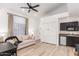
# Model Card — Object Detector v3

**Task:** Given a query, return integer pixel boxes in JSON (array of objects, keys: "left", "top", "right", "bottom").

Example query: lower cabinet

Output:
[
  {"left": 66, "top": 36, "right": 74, "bottom": 47},
  {"left": 59, "top": 36, "right": 67, "bottom": 45},
  {"left": 67, "top": 36, "right": 79, "bottom": 47},
  {"left": 59, "top": 36, "right": 79, "bottom": 47}
]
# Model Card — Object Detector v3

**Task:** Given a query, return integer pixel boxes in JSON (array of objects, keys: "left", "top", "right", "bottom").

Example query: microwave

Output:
[{"left": 60, "top": 21, "right": 79, "bottom": 31}]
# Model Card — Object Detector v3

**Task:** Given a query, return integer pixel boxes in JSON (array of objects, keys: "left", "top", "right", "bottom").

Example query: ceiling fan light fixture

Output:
[{"left": 21, "top": 8, "right": 25, "bottom": 11}]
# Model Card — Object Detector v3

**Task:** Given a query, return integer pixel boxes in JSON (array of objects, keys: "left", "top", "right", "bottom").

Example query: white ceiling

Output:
[
  {"left": 0, "top": 3, "right": 67, "bottom": 18},
  {"left": 67, "top": 3, "right": 79, "bottom": 17}
]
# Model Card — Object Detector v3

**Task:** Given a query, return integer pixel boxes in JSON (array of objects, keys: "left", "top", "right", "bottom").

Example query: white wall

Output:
[
  {"left": 67, "top": 3, "right": 79, "bottom": 17},
  {"left": 28, "top": 18, "right": 36, "bottom": 35},
  {"left": 59, "top": 16, "right": 79, "bottom": 23},
  {"left": 0, "top": 8, "right": 8, "bottom": 33},
  {"left": 28, "top": 17, "right": 40, "bottom": 40}
]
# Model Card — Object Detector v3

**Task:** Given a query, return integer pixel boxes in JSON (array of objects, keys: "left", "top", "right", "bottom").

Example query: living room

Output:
[{"left": 0, "top": 3, "right": 79, "bottom": 56}]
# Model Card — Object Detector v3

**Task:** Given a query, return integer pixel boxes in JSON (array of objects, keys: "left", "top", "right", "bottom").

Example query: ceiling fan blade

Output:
[
  {"left": 31, "top": 8, "right": 38, "bottom": 12},
  {"left": 21, "top": 7, "right": 29, "bottom": 9},
  {"left": 28, "top": 9, "right": 30, "bottom": 13},
  {"left": 29, "top": 3, "right": 31, "bottom": 5},
  {"left": 27, "top": 3, "right": 31, "bottom": 7},
  {"left": 32, "top": 5, "right": 40, "bottom": 8}
]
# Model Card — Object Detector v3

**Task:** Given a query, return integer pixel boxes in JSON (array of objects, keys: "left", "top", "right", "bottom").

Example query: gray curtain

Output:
[{"left": 25, "top": 18, "right": 28, "bottom": 35}]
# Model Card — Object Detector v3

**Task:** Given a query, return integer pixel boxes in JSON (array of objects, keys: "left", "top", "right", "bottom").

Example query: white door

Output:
[
  {"left": 40, "top": 17, "right": 59, "bottom": 44},
  {"left": 60, "top": 36, "right": 66, "bottom": 45}
]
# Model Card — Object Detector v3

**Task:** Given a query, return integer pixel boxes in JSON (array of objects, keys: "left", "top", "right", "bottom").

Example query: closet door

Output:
[
  {"left": 40, "top": 23, "right": 49, "bottom": 42},
  {"left": 47, "top": 21, "right": 58, "bottom": 44},
  {"left": 40, "top": 17, "right": 59, "bottom": 44}
]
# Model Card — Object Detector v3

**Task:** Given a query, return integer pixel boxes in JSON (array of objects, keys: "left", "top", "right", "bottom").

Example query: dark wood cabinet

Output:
[
  {"left": 66, "top": 36, "right": 79, "bottom": 47},
  {"left": 66, "top": 36, "right": 74, "bottom": 47},
  {"left": 60, "top": 23, "right": 67, "bottom": 30},
  {"left": 60, "top": 21, "right": 79, "bottom": 31},
  {"left": 59, "top": 35, "right": 79, "bottom": 47}
]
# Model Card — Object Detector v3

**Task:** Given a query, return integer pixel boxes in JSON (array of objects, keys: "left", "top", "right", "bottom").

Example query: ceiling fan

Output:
[{"left": 21, "top": 3, "right": 40, "bottom": 13}]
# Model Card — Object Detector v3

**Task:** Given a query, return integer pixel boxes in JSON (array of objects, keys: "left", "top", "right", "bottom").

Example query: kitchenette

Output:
[{"left": 59, "top": 21, "right": 79, "bottom": 47}]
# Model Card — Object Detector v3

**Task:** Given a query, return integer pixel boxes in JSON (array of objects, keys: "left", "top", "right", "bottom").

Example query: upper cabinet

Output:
[{"left": 60, "top": 21, "right": 79, "bottom": 31}]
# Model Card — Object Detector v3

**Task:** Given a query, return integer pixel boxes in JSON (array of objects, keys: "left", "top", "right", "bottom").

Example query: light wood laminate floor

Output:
[{"left": 17, "top": 42, "right": 75, "bottom": 56}]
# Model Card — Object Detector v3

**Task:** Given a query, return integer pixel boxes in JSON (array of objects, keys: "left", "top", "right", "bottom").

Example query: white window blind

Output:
[{"left": 13, "top": 15, "right": 26, "bottom": 35}]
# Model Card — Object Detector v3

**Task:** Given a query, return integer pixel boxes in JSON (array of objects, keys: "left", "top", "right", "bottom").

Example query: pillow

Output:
[
  {"left": 17, "top": 35, "right": 23, "bottom": 41},
  {"left": 22, "top": 35, "right": 31, "bottom": 40},
  {"left": 17, "top": 35, "right": 33, "bottom": 41},
  {"left": 7, "top": 38, "right": 20, "bottom": 44},
  {"left": 7, "top": 40, "right": 15, "bottom": 44}
]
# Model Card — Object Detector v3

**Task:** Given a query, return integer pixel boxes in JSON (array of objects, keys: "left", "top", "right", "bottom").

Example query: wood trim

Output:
[{"left": 8, "top": 14, "right": 13, "bottom": 36}]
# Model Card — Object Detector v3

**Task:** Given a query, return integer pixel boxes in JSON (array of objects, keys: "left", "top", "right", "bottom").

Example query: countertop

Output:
[{"left": 59, "top": 31, "right": 79, "bottom": 37}]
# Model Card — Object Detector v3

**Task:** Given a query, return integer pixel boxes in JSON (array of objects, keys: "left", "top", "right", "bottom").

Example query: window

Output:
[{"left": 13, "top": 15, "right": 26, "bottom": 35}]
